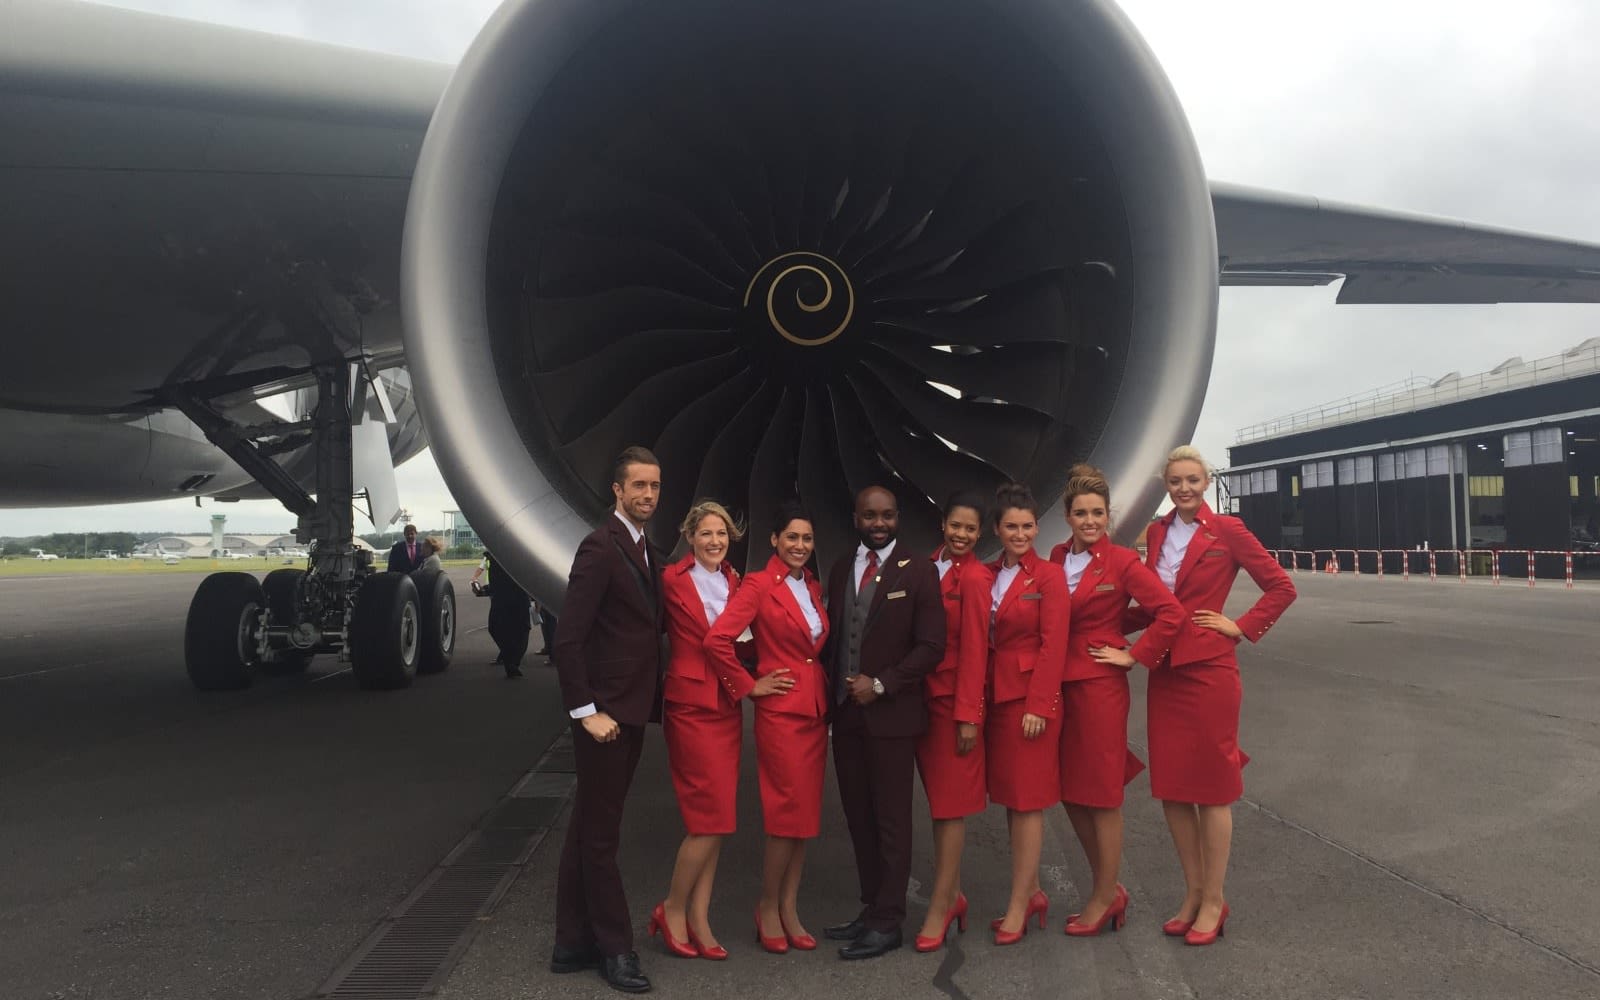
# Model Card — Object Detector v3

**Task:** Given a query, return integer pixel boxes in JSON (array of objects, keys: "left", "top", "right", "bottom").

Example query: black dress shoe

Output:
[
  {"left": 601, "top": 952, "right": 651, "bottom": 993},
  {"left": 504, "top": 664, "right": 523, "bottom": 678},
  {"left": 824, "top": 917, "right": 867, "bottom": 941},
  {"left": 839, "top": 927, "right": 903, "bottom": 960},
  {"left": 549, "top": 942, "right": 601, "bottom": 974}
]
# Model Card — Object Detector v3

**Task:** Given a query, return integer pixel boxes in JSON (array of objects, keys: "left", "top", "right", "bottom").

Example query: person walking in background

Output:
[
  {"left": 822, "top": 485, "right": 945, "bottom": 961},
  {"left": 1128, "top": 445, "right": 1296, "bottom": 947},
  {"left": 912, "top": 493, "right": 993, "bottom": 953},
  {"left": 414, "top": 536, "right": 443, "bottom": 574},
  {"left": 479, "top": 550, "right": 531, "bottom": 678},
  {"left": 984, "top": 482, "right": 1068, "bottom": 946},
  {"left": 550, "top": 446, "right": 665, "bottom": 993},
  {"left": 705, "top": 502, "right": 828, "bottom": 957},
  {"left": 1048, "top": 465, "right": 1183, "bottom": 937},
  {"left": 386, "top": 523, "right": 424, "bottom": 574},
  {"left": 653, "top": 500, "right": 747, "bottom": 961}
]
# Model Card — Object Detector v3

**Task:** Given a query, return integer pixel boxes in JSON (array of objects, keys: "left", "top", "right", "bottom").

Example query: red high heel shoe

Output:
[
  {"left": 991, "top": 890, "right": 1048, "bottom": 945},
  {"left": 1064, "top": 884, "right": 1128, "bottom": 937},
  {"left": 754, "top": 907, "right": 789, "bottom": 954},
  {"left": 780, "top": 914, "right": 817, "bottom": 951},
  {"left": 648, "top": 902, "right": 697, "bottom": 958},
  {"left": 914, "top": 894, "right": 969, "bottom": 952},
  {"left": 1184, "top": 903, "right": 1229, "bottom": 946},
  {"left": 687, "top": 928, "right": 728, "bottom": 961},
  {"left": 1162, "top": 916, "right": 1194, "bottom": 936}
]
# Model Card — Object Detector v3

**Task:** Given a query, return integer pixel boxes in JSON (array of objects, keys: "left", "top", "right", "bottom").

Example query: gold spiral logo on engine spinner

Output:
[{"left": 743, "top": 251, "right": 855, "bottom": 347}]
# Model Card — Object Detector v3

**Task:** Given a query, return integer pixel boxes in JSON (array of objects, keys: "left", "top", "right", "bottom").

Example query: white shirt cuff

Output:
[{"left": 569, "top": 703, "right": 598, "bottom": 720}]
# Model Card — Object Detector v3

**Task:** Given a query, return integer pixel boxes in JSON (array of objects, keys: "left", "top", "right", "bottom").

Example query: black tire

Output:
[
  {"left": 350, "top": 572, "right": 420, "bottom": 690},
  {"left": 184, "top": 572, "right": 264, "bottom": 691},
  {"left": 260, "top": 569, "right": 314, "bottom": 675},
  {"left": 414, "top": 570, "right": 456, "bottom": 675}
]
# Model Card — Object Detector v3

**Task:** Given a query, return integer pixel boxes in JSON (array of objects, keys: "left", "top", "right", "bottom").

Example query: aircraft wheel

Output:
[
  {"left": 350, "top": 572, "right": 420, "bottom": 690},
  {"left": 185, "top": 572, "right": 264, "bottom": 691},
  {"left": 414, "top": 570, "right": 456, "bottom": 675},
  {"left": 260, "top": 569, "right": 314, "bottom": 675}
]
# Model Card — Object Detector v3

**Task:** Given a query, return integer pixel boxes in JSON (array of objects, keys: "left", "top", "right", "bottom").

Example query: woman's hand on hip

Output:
[{"left": 750, "top": 668, "right": 795, "bottom": 697}]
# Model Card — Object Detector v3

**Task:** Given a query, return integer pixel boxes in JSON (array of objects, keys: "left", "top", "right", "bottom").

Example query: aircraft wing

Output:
[{"left": 1212, "top": 182, "right": 1600, "bottom": 304}]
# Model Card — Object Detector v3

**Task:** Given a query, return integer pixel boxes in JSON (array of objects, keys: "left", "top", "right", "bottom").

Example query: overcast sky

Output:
[{"left": 8, "top": 0, "right": 1599, "bottom": 535}]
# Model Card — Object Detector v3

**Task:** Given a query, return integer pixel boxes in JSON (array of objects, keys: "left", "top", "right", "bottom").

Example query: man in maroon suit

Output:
[
  {"left": 550, "top": 446, "right": 663, "bottom": 994},
  {"left": 823, "top": 485, "right": 945, "bottom": 959}
]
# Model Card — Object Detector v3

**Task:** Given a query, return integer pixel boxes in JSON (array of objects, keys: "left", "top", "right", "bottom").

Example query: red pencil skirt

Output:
[
  {"left": 915, "top": 696, "right": 987, "bottom": 820},
  {"left": 984, "top": 699, "right": 1060, "bottom": 812},
  {"left": 662, "top": 699, "right": 742, "bottom": 836},
  {"left": 753, "top": 707, "right": 827, "bottom": 838},
  {"left": 1058, "top": 674, "right": 1146, "bottom": 809},
  {"left": 1146, "top": 654, "right": 1250, "bottom": 805}
]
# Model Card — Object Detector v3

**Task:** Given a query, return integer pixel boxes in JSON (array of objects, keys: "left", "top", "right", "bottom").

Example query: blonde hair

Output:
[
  {"left": 423, "top": 536, "right": 445, "bottom": 555},
  {"left": 1063, "top": 463, "right": 1111, "bottom": 508},
  {"left": 681, "top": 499, "right": 745, "bottom": 542},
  {"left": 1164, "top": 445, "right": 1212, "bottom": 479}
]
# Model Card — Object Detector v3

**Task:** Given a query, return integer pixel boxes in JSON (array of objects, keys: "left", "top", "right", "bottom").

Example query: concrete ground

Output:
[{"left": 1, "top": 569, "right": 1597, "bottom": 999}]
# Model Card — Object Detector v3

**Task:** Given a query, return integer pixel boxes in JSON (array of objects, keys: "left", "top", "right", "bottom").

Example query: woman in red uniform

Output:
[
  {"left": 705, "top": 502, "right": 829, "bottom": 955},
  {"left": 651, "top": 501, "right": 748, "bottom": 960},
  {"left": 1128, "top": 446, "right": 1296, "bottom": 945},
  {"left": 984, "top": 482, "right": 1068, "bottom": 945},
  {"left": 912, "top": 493, "right": 993, "bottom": 952},
  {"left": 1047, "top": 465, "right": 1184, "bottom": 936}
]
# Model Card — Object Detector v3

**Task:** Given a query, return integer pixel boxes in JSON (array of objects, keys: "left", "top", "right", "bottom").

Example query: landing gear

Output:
[
  {"left": 171, "top": 358, "right": 422, "bottom": 691},
  {"left": 184, "top": 572, "right": 264, "bottom": 691}
]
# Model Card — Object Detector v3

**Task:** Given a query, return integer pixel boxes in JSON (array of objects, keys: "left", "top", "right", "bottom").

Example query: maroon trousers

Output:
[
  {"left": 832, "top": 715, "right": 918, "bottom": 932},
  {"left": 554, "top": 721, "right": 646, "bottom": 956}
]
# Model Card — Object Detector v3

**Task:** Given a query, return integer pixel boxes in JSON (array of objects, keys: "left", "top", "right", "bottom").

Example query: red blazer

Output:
[
  {"left": 1049, "top": 536, "right": 1185, "bottom": 680},
  {"left": 1127, "top": 503, "right": 1297, "bottom": 667},
  {"left": 927, "top": 547, "right": 993, "bottom": 724},
  {"left": 662, "top": 554, "right": 743, "bottom": 711},
  {"left": 552, "top": 514, "right": 664, "bottom": 727},
  {"left": 705, "top": 555, "right": 831, "bottom": 719},
  {"left": 987, "top": 548, "right": 1069, "bottom": 719}
]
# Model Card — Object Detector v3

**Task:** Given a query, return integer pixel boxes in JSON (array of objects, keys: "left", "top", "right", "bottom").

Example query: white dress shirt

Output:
[
  {"left": 1062, "top": 547, "right": 1093, "bottom": 594},
  {"left": 1157, "top": 516, "right": 1201, "bottom": 591},
  {"left": 784, "top": 573, "right": 825, "bottom": 641},
  {"left": 991, "top": 561, "right": 1022, "bottom": 611},
  {"left": 570, "top": 510, "right": 654, "bottom": 721},
  {"left": 853, "top": 538, "right": 897, "bottom": 593},
  {"left": 689, "top": 560, "right": 730, "bottom": 627},
  {"left": 934, "top": 549, "right": 954, "bottom": 581}
]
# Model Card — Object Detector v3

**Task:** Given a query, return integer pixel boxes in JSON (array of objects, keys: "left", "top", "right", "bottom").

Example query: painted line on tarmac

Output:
[
  {"left": 1239, "top": 795, "right": 1600, "bottom": 980},
  {"left": 0, "top": 657, "right": 118, "bottom": 682}
]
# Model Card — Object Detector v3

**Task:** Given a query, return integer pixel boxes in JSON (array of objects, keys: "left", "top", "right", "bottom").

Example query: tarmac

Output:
[{"left": 2, "top": 568, "right": 1597, "bottom": 999}]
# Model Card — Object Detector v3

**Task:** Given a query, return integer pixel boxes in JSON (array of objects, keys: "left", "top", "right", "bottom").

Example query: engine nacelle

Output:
[{"left": 402, "top": 0, "right": 1217, "bottom": 605}]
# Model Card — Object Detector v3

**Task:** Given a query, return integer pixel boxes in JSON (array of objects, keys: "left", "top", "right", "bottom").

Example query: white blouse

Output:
[
  {"left": 991, "top": 561, "right": 1022, "bottom": 611},
  {"left": 1062, "top": 548, "right": 1093, "bottom": 594},
  {"left": 784, "top": 574, "right": 825, "bottom": 641},
  {"left": 1157, "top": 517, "right": 1201, "bottom": 591},
  {"left": 689, "top": 561, "right": 730, "bottom": 627}
]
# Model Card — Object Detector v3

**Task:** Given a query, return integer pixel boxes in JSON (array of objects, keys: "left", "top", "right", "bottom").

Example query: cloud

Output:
[{"left": 13, "top": 1, "right": 1598, "bottom": 532}]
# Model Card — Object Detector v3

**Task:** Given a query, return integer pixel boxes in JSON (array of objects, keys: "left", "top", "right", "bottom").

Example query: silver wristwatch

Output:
[{"left": 870, "top": 677, "right": 885, "bottom": 696}]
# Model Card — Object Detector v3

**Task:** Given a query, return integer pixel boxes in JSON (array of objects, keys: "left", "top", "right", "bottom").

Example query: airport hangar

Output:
[{"left": 1223, "top": 339, "right": 1600, "bottom": 579}]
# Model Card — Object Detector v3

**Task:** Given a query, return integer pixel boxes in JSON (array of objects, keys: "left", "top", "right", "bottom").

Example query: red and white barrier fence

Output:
[{"left": 1266, "top": 548, "right": 1581, "bottom": 588}]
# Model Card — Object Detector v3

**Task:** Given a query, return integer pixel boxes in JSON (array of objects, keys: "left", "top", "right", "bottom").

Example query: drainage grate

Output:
[
  {"left": 511, "top": 770, "right": 575, "bottom": 799},
  {"left": 314, "top": 736, "right": 576, "bottom": 999},
  {"left": 1348, "top": 620, "right": 1396, "bottom": 625}
]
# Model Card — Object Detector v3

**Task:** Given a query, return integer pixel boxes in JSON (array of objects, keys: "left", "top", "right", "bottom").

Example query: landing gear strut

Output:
[{"left": 171, "top": 359, "right": 449, "bottom": 690}]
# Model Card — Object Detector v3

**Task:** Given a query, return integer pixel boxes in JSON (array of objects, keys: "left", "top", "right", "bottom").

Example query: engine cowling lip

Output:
[{"left": 402, "top": 0, "right": 1218, "bottom": 608}]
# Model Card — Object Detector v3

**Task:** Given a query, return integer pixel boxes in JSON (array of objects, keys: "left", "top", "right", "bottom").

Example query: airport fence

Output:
[{"left": 1266, "top": 548, "right": 1582, "bottom": 589}]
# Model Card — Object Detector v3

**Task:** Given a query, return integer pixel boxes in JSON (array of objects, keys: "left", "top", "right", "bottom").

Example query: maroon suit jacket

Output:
[
  {"left": 825, "top": 544, "right": 946, "bottom": 738},
  {"left": 553, "top": 514, "right": 664, "bottom": 727}
]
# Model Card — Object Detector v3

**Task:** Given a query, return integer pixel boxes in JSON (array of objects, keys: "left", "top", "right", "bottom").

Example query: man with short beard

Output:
[
  {"left": 550, "top": 446, "right": 664, "bottom": 994},
  {"left": 822, "top": 485, "right": 945, "bottom": 959}
]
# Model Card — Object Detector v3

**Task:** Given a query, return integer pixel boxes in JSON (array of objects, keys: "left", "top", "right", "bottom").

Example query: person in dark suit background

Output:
[
  {"left": 550, "top": 446, "right": 664, "bottom": 994},
  {"left": 822, "top": 485, "right": 945, "bottom": 960},
  {"left": 386, "top": 523, "right": 424, "bottom": 574},
  {"left": 480, "top": 550, "right": 532, "bottom": 678}
]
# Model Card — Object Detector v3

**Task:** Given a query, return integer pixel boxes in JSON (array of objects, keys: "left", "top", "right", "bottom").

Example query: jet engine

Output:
[{"left": 402, "top": 0, "right": 1219, "bottom": 604}]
